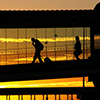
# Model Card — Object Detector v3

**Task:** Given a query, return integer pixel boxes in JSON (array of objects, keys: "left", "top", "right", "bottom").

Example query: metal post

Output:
[
  {"left": 45, "top": 28, "right": 47, "bottom": 57},
  {"left": 54, "top": 28, "right": 56, "bottom": 61},
  {"left": 71, "top": 94, "right": 73, "bottom": 100},
  {"left": 46, "top": 94, "right": 48, "bottom": 100},
  {"left": 67, "top": 94, "right": 68, "bottom": 100},
  {"left": 6, "top": 95, "right": 8, "bottom": 100},
  {"left": 83, "top": 27, "right": 85, "bottom": 60},
  {"left": 54, "top": 28, "right": 58, "bottom": 61},
  {"left": 65, "top": 28, "right": 67, "bottom": 60},
  {"left": 59, "top": 94, "right": 60, "bottom": 100},
  {"left": 83, "top": 27, "right": 85, "bottom": 88},
  {"left": 18, "top": 95, "right": 20, "bottom": 100},
  {"left": 34, "top": 94, "right": 35, "bottom": 100},
  {"left": 5, "top": 28, "right": 7, "bottom": 65},
  {"left": 17, "top": 28, "right": 19, "bottom": 64},
  {"left": 9, "top": 95, "right": 10, "bottom": 100},
  {"left": 43, "top": 94, "right": 44, "bottom": 100},
  {"left": 36, "top": 28, "right": 37, "bottom": 39},
  {"left": 31, "top": 95, "right": 32, "bottom": 100},
  {"left": 25, "top": 28, "right": 27, "bottom": 64},
  {"left": 83, "top": 76, "right": 84, "bottom": 87},
  {"left": 21, "top": 95, "right": 23, "bottom": 100},
  {"left": 73, "top": 28, "right": 74, "bottom": 60}
]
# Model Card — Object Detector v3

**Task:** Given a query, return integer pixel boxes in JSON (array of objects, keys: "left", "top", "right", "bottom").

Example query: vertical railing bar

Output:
[
  {"left": 83, "top": 27, "right": 85, "bottom": 88},
  {"left": 21, "top": 95, "right": 23, "bottom": 100},
  {"left": 67, "top": 94, "right": 68, "bottom": 100},
  {"left": 43, "top": 94, "right": 44, "bottom": 100},
  {"left": 18, "top": 95, "right": 20, "bottom": 100},
  {"left": 45, "top": 28, "right": 47, "bottom": 57},
  {"left": 36, "top": 28, "right": 37, "bottom": 39},
  {"left": 86, "top": 27, "right": 87, "bottom": 59},
  {"left": 34, "top": 94, "right": 35, "bottom": 100},
  {"left": 46, "top": 94, "right": 48, "bottom": 100},
  {"left": 9, "top": 95, "right": 10, "bottom": 100},
  {"left": 6, "top": 95, "right": 8, "bottom": 100},
  {"left": 5, "top": 28, "right": 7, "bottom": 65},
  {"left": 54, "top": 28, "right": 56, "bottom": 61},
  {"left": 83, "top": 27, "right": 85, "bottom": 60},
  {"left": 55, "top": 94, "right": 56, "bottom": 100},
  {"left": 71, "top": 94, "right": 73, "bottom": 100},
  {"left": 17, "top": 28, "right": 19, "bottom": 64},
  {"left": 31, "top": 94, "right": 32, "bottom": 100},
  {"left": 65, "top": 28, "right": 67, "bottom": 60},
  {"left": 73, "top": 28, "right": 74, "bottom": 60},
  {"left": 25, "top": 28, "right": 27, "bottom": 64},
  {"left": 59, "top": 94, "right": 60, "bottom": 100},
  {"left": 35, "top": 28, "right": 37, "bottom": 62}
]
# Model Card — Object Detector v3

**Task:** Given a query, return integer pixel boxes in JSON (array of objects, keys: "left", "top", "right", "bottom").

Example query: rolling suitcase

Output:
[{"left": 44, "top": 57, "right": 52, "bottom": 63}]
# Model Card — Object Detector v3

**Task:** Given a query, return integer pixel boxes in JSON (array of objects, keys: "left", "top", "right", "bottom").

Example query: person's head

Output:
[
  {"left": 75, "top": 36, "right": 79, "bottom": 41},
  {"left": 31, "top": 38, "right": 35, "bottom": 42}
]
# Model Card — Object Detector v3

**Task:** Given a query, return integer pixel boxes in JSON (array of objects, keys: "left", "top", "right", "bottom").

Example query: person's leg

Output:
[
  {"left": 74, "top": 51, "right": 80, "bottom": 60},
  {"left": 37, "top": 51, "right": 43, "bottom": 63},
  {"left": 32, "top": 53, "right": 37, "bottom": 63}
]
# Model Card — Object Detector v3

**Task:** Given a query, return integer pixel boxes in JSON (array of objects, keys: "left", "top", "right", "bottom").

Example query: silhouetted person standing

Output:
[
  {"left": 74, "top": 36, "right": 82, "bottom": 60},
  {"left": 31, "top": 38, "right": 44, "bottom": 63}
]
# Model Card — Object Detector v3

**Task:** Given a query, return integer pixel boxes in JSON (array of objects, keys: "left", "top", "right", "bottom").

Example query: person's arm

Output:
[
  {"left": 32, "top": 42, "right": 36, "bottom": 47},
  {"left": 74, "top": 44, "right": 76, "bottom": 49}
]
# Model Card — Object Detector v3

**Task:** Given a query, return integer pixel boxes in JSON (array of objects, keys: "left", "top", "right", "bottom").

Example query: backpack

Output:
[{"left": 36, "top": 39, "right": 44, "bottom": 50}]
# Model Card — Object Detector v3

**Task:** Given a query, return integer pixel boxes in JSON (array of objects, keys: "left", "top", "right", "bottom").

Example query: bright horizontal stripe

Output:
[{"left": 0, "top": 37, "right": 91, "bottom": 43}]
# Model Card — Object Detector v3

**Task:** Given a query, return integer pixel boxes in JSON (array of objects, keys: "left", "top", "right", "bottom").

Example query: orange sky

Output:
[{"left": 0, "top": 0, "right": 99, "bottom": 10}]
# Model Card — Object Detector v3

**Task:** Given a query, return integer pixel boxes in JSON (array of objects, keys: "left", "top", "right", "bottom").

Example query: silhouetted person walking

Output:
[
  {"left": 31, "top": 38, "right": 44, "bottom": 63},
  {"left": 74, "top": 36, "right": 82, "bottom": 60}
]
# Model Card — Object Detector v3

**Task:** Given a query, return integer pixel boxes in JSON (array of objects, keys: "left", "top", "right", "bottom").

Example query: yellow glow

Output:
[
  {"left": 0, "top": 94, "right": 81, "bottom": 100},
  {"left": 94, "top": 36, "right": 100, "bottom": 40},
  {"left": 0, "top": 37, "right": 90, "bottom": 43},
  {"left": 0, "top": 77, "right": 94, "bottom": 88},
  {"left": 0, "top": 77, "right": 94, "bottom": 100},
  {"left": 0, "top": 81, "right": 94, "bottom": 88}
]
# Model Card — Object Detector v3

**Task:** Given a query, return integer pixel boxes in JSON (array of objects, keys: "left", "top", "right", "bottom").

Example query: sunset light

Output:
[{"left": 0, "top": 36, "right": 91, "bottom": 43}]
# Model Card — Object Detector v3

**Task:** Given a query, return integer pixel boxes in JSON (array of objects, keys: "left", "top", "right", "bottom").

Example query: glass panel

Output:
[
  {"left": 18, "top": 49, "right": 27, "bottom": 64},
  {"left": 67, "top": 28, "right": 74, "bottom": 60},
  {"left": 27, "top": 28, "right": 36, "bottom": 48},
  {"left": 0, "top": 29, "right": 6, "bottom": 50},
  {"left": 94, "top": 34, "right": 100, "bottom": 49},
  {"left": 84, "top": 27, "right": 91, "bottom": 59},
  {"left": 37, "top": 28, "right": 46, "bottom": 46},
  {"left": 19, "top": 28, "right": 26, "bottom": 49},
  {"left": 0, "top": 55, "right": 6, "bottom": 65},
  {"left": 6, "top": 29, "right": 17, "bottom": 49},
  {"left": 0, "top": 27, "right": 91, "bottom": 65},
  {"left": 23, "top": 95, "right": 31, "bottom": 100},
  {"left": 9, "top": 95, "right": 18, "bottom": 100},
  {"left": 47, "top": 28, "right": 55, "bottom": 61},
  {"left": 7, "top": 49, "right": 18, "bottom": 65}
]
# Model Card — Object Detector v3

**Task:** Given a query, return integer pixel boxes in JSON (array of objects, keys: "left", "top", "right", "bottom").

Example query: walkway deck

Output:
[{"left": 0, "top": 59, "right": 99, "bottom": 82}]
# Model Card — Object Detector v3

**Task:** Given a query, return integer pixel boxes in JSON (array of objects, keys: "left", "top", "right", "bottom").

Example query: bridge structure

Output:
[{"left": 0, "top": 2, "right": 100, "bottom": 100}]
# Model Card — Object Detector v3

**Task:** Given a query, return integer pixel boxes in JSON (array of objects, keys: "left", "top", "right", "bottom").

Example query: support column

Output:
[
  {"left": 59, "top": 94, "right": 60, "bottom": 100},
  {"left": 34, "top": 94, "right": 35, "bottom": 100},
  {"left": 55, "top": 94, "right": 56, "bottom": 100},
  {"left": 43, "top": 94, "right": 44, "bottom": 100},
  {"left": 6, "top": 95, "right": 8, "bottom": 100},
  {"left": 18, "top": 95, "right": 20, "bottom": 100},
  {"left": 30, "top": 95, "right": 32, "bottom": 100}
]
